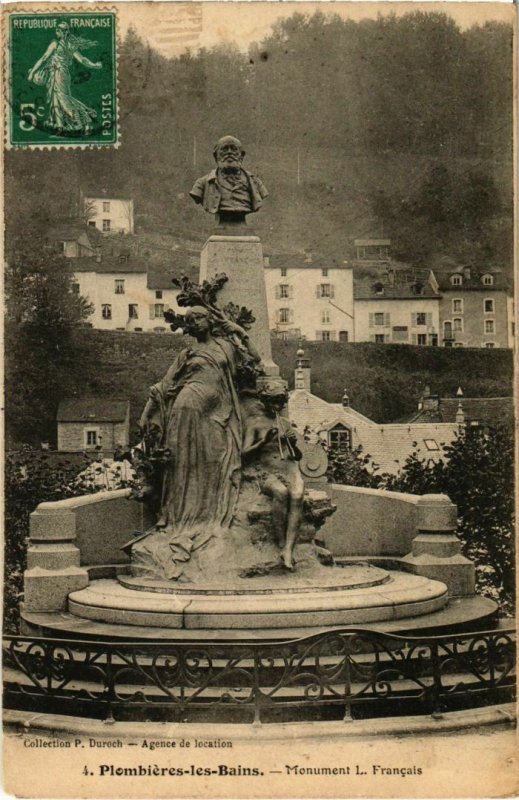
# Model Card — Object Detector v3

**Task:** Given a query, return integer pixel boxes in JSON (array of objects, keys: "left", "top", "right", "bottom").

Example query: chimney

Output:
[
  {"left": 421, "top": 385, "right": 439, "bottom": 412},
  {"left": 294, "top": 346, "right": 311, "bottom": 391},
  {"left": 463, "top": 266, "right": 471, "bottom": 280},
  {"left": 341, "top": 389, "right": 350, "bottom": 408},
  {"left": 455, "top": 401, "right": 465, "bottom": 425}
]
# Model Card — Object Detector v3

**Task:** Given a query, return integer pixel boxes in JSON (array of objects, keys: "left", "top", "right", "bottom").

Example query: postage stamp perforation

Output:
[{"left": 3, "top": 4, "right": 120, "bottom": 149}]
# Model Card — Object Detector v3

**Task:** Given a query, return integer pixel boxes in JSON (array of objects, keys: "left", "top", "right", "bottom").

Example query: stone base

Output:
[
  {"left": 200, "top": 234, "right": 278, "bottom": 375},
  {"left": 67, "top": 571, "right": 448, "bottom": 630},
  {"left": 24, "top": 567, "right": 89, "bottom": 612},
  {"left": 401, "top": 553, "right": 475, "bottom": 596}
]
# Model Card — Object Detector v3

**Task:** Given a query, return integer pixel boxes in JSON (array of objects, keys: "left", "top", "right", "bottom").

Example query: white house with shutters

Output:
[
  {"left": 71, "top": 255, "right": 183, "bottom": 333},
  {"left": 264, "top": 254, "right": 354, "bottom": 342},
  {"left": 353, "top": 267, "right": 441, "bottom": 345}
]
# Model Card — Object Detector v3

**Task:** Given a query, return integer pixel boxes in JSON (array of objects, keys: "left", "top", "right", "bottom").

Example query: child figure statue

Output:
[{"left": 241, "top": 378, "right": 305, "bottom": 570}]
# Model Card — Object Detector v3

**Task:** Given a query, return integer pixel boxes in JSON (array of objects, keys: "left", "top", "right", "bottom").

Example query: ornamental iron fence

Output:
[{"left": 3, "top": 627, "right": 515, "bottom": 724}]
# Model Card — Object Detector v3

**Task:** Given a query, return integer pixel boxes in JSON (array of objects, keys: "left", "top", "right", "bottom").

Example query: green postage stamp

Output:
[{"left": 6, "top": 9, "right": 118, "bottom": 147}]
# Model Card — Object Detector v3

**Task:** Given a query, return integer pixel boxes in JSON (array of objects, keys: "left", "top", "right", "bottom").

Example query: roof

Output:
[
  {"left": 57, "top": 399, "right": 130, "bottom": 423},
  {"left": 46, "top": 222, "right": 94, "bottom": 241},
  {"left": 435, "top": 268, "right": 510, "bottom": 292},
  {"left": 70, "top": 257, "right": 147, "bottom": 274},
  {"left": 288, "top": 389, "right": 461, "bottom": 475},
  {"left": 354, "top": 239, "right": 391, "bottom": 247},
  {"left": 265, "top": 254, "right": 351, "bottom": 270},
  {"left": 408, "top": 397, "right": 514, "bottom": 425},
  {"left": 83, "top": 192, "right": 133, "bottom": 202},
  {"left": 354, "top": 268, "right": 439, "bottom": 300}
]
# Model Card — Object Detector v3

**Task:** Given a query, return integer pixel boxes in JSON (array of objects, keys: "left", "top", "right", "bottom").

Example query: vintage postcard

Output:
[{"left": 1, "top": 1, "right": 517, "bottom": 798}]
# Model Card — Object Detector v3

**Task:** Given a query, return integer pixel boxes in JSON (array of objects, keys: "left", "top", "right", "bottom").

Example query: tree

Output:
[
  {"left": 5, "top": 223, "right": 95, "bottom": 445},
  {"left": 384, "top": 424, "right": 515, "bottom": 613}
]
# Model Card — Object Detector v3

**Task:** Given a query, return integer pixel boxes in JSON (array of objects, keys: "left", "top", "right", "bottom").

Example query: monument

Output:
[{"left": 20, "top": 139, "right": 490, "bottom": 637}]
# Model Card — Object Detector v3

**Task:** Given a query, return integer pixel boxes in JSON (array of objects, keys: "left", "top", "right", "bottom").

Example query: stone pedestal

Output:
[
  {"left": 200, "top": 234, "right": 278, "bottom": 375},
  {"left": 24, "top": 502, "right": 89, "bottom": 612},
  {"left": 401, "top": 494, "right": 475, "bottom": 596}
]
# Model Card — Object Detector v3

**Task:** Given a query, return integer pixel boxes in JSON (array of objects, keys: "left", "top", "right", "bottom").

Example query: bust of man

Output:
[{"left": 189, "top": 135, "right": 268, "bottom": 224}]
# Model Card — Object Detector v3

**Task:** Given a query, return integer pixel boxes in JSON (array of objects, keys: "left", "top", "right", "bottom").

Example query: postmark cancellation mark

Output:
[{"left": 5, "top": 9, "right": 118, "bottom": 147}]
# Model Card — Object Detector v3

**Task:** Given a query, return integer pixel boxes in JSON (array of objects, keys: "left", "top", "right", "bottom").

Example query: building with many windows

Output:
[
  {"left": 264, "top": 254, "right": 354, "bottom": 342},
  {"left": 71, "top": 255, "right": 184, "bottom": 332},
  {"left": 436, "top": 267, "right": 511, "bottom": 348},
  {"left": 353, "top": 267, "right": 441, "bottom": 345}
]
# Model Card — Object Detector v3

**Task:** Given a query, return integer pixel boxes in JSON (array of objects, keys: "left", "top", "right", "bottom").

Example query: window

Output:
[
  {"left": 484, "top": 299, "right": 494, "bottom": 313},
  {"left": 452, "top": 299, "right": 463, "bottom": 313},
  {"left": 88, "top": 221, "right": 96, "bottom": 228},
  {"left": 482, "top": 274, "right": 494, "bottom": 286},
  {"left": 417, "top": 334, "right": 427, "bottom": 345},
  {"left": 319, "top": 284, "right": 331, "bottom": 298},
  {"left": 279, "top": 284, "right": 290, "bottom": 298},
  {"left": 415, "top": 312, "right": 426, "bottom": 326},
  {"left": 485, "top": 342, "right": 495, "bottom": 348},
  {"left": 374, "top": 313, "right": 385, "bottom": 326},
  {"left": 279, "top": 308, "right": 290, "bottom": 324},
  {"left": 128, "top": 304, "right": 138, "bottom": 319},
  {"left": 71, "top": 282, "right": 80, "bottom": 295},
  {"left": 322, "top": 268, "right": 328, "bottom": 277},
  {"left": 114, "top": 279, "right": 125, "bottom": 294},
  {"left": 321, "top": 309, "right": 331, "bottom": 324},
  {"left": 374, "top": 334, "right": 386, "bottom": 343},
  {"left": 154, "top": 327, "right": 166, "bottom": 333},
  {"left": 373, "top": 282, "right": 384, "bottom": 295},
  {"left": 155, "top": 304, "right": 165, "bottom": 318},
  {"left": 102, "top": 219, "right": 111, "bottom": 232},
  {"left": 392, "top": 326, "right": 408, "bottom": 342},
  {"left": 328, "top": 424, "right": 351, "bottom": 449},
  {"left": 86, "top": 430, "right": 98, "bottom": 447},
  {"left": 320, "top": 331, "right": 332, "bottom": 342},
  {"left": 155, "top": 290, "right": 163, "bottom": 299},
  {"left": 339, "top": 330, "right": 348, "bottom": 343},
  {"left": 444, "top": 321, "right": 453, "bottom": 339},
  {"left": 103, "top": 201, "right": 110, "bottom": 212},
  {"left": 280, "top": 267, "right": 287, "bottom": 277},
  {"left": 453, "top": 317, "right": 463, "bottom": 332},
  {"left": 101, "top": 304, "right": 112, "bottom": 319},
  {"left": 484, "top": 319, "right": 495, "bottom": 334},
  {"left": 451, "top": 274, "right": 462, "bottom": 286},
  {"left": 424, "top": 439, "right": 439, "bottom": 451},
  {"left": 429, "top": 333, "right": 438, "bottom": 346}
]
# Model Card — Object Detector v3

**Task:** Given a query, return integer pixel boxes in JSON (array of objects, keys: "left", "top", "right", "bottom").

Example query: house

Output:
[
  {"left": 82, "top": 193, "right": 134, "bottom": 234},
  {"left": 353, "top": 266, "right": 441, "bottom": 345},
  {"left": 46, "top": 221, "right": 97, "bottom": 258},
  {"left": 57, "top": 399, "right": 130, "bottom": 454},
  {"left": 406, "top": 386, "right": 514, "bottom": 427},
  {"left": 436, "top": 266, "right": 511, "bottom": 348},
  {"left": 264, "top": 254, "right": 354, "bottom": 342},
  {"left": 288, "top": 350, "right": 460, "bottom": 475},
  {"left": 70, "top": 254, "right": 196, "bottom": 332}
]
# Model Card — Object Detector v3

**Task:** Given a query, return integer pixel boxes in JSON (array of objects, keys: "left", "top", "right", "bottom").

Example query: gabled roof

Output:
[
  {"left": 288, "top": 389, "right": 461, "bottom": 475},
  {"left": 265, "top": 254, "right": 351, "bottom": 270},
  {"left": 70, "top": 257, "right": 147, "bottom": 274},
  {"left": 435, "top": 268, "right": 510, "bottom": 292},
  {"left": 57, "top": 399, "right": 129, "bottom": 423},
  {"left": 408, "top": 397, "right": 514, "bottom": 425},
  {"left": 354, "top": 266, "right": 439, "bottom": 300}
]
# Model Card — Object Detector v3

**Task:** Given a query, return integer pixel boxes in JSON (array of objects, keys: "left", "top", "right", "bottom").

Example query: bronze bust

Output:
[{"left": 190, "top": 135, "right": 268, "bottom": 224}]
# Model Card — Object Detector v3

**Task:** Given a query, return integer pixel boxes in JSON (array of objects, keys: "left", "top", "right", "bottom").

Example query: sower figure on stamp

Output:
[
  {"left": 27, "top": 21, "right": 102, "bottom": 133},
  {"left": 190, "top": 135, "right": 268, "bottom": 224},
  {"left": 241, "top": 378, "right": 305, "bottom": 571}
]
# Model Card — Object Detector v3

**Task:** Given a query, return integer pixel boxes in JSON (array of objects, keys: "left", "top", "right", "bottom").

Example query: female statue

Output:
[
  {"left": 132, "top": 306, "right": 262, "bottom": 580},
  {"left": 27, "top": 21, "right": 101, "bottom": 133}
]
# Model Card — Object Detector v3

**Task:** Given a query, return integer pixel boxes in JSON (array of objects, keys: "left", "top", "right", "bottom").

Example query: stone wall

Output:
[{"left": 57, "top": 421, "right": 129, "bottom": 452}]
